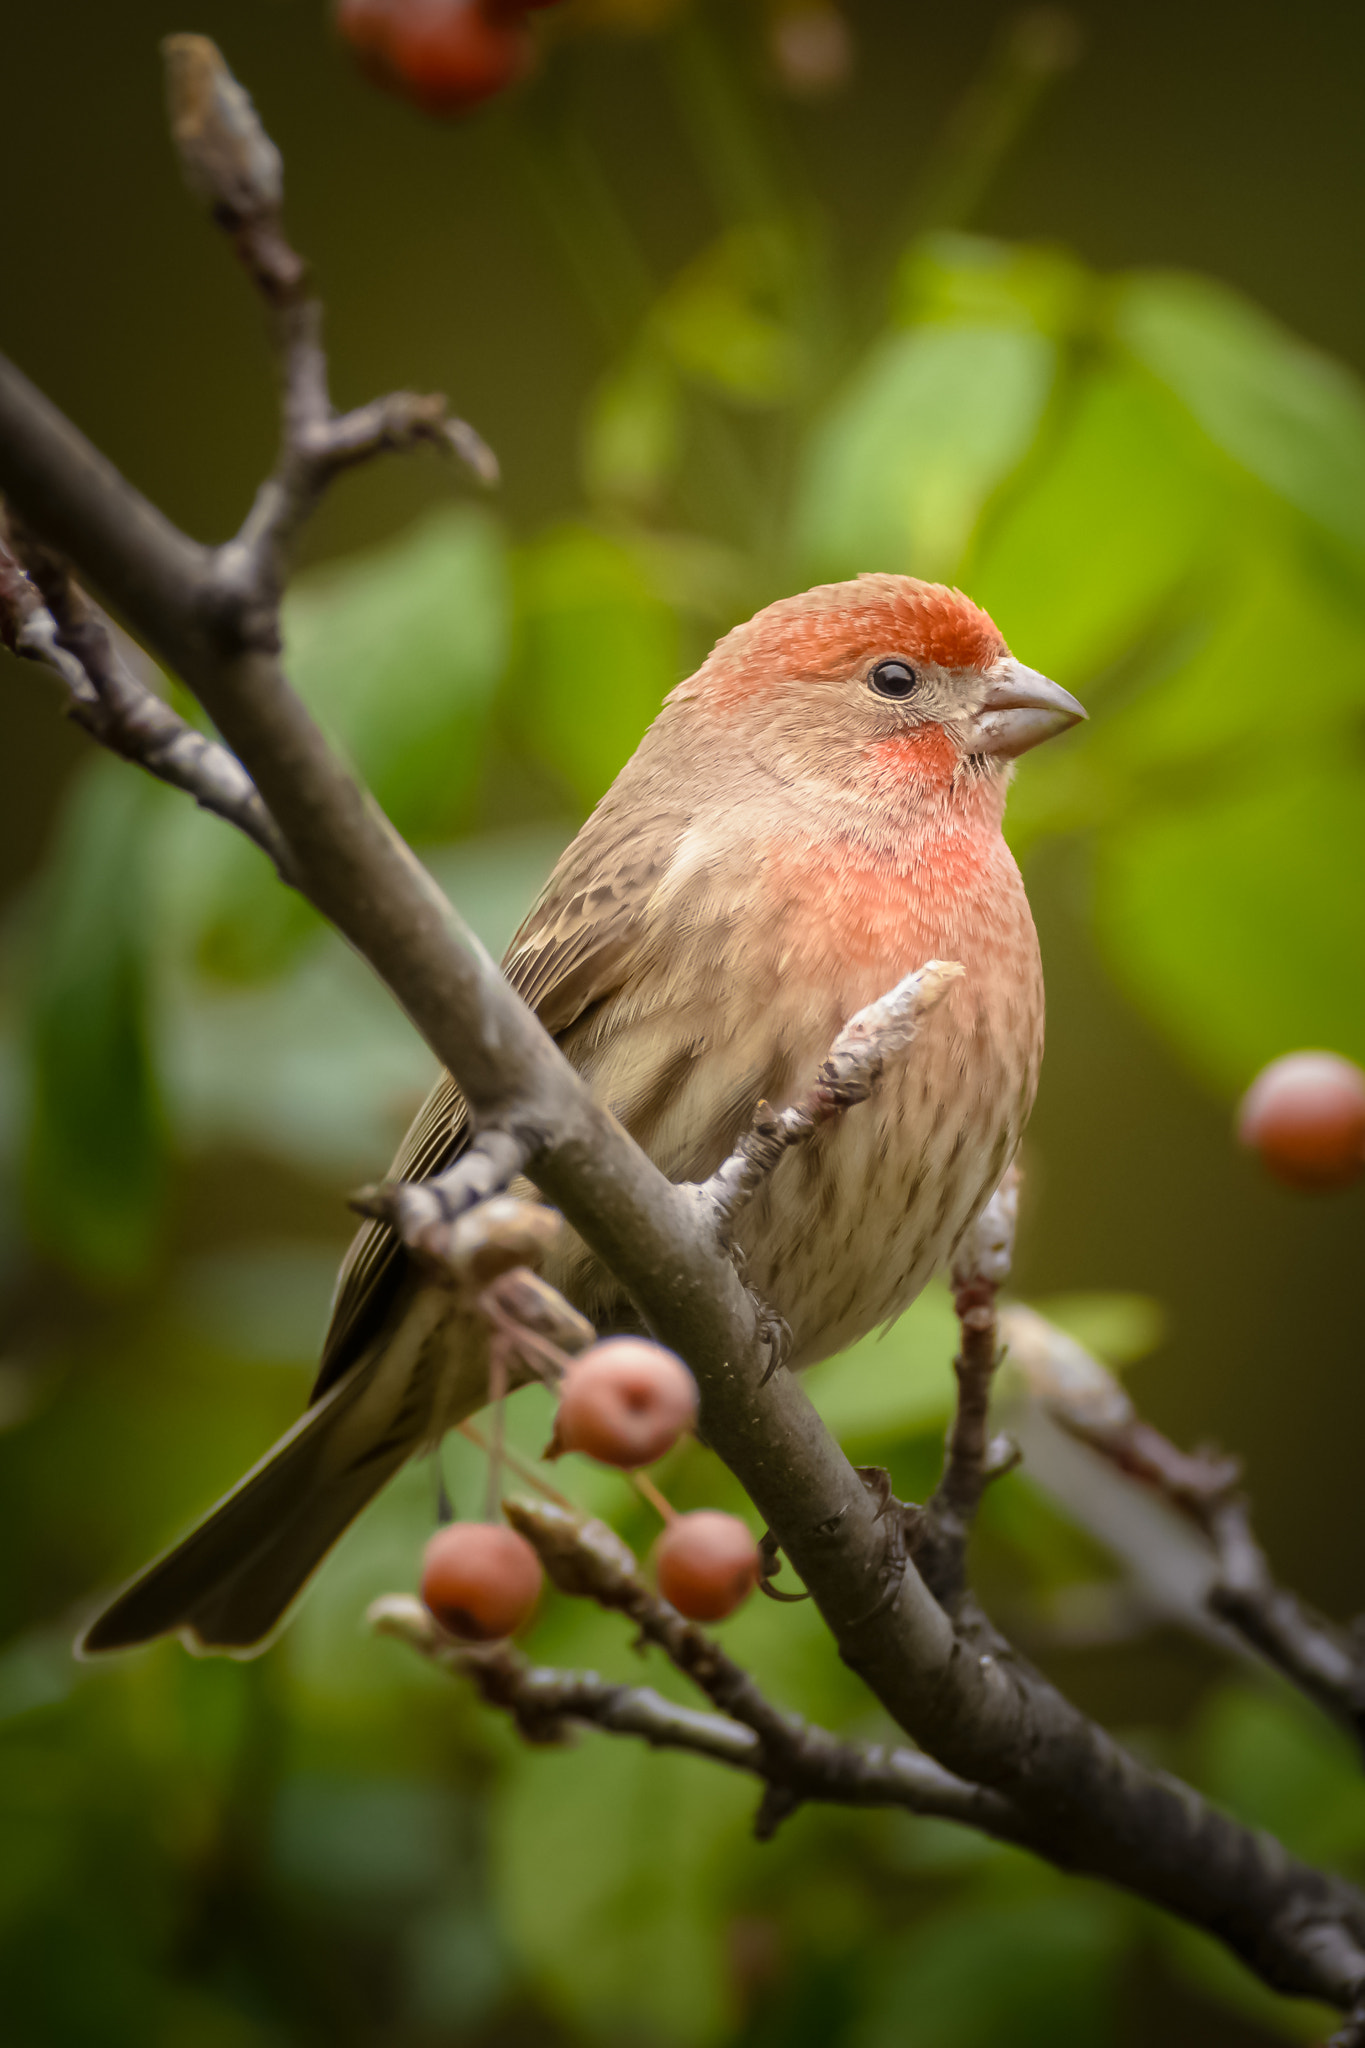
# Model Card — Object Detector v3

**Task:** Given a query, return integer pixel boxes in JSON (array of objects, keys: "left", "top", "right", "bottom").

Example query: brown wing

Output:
[
  {"left": 309, "top": 807, "right": 684, "bottom": 1401},
  {"left": 310, "top": 1070, "right": 470, "bottom": 1398}
]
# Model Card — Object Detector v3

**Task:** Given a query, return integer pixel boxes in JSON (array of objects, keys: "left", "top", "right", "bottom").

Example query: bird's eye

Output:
[{"left": 868, "top": 659, "right": 919, "bottom": 700}]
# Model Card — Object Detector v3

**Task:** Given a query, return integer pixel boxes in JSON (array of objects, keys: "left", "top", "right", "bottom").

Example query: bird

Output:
[{"left": 79, "top": 572, "right": 1084, "bottom": 1656}]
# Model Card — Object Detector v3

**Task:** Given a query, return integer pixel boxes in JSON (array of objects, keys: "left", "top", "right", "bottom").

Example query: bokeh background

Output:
[{"left": 3, "top": 2, "right": 1365, "bottom": 2043}]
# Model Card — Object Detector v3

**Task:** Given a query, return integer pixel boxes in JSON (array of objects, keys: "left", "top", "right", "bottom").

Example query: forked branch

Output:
[
  {"left": 0, "top": 523, "right": 287, "bottom": 868},
  {"left": 163, "top": 34, "right": 495, "bottom": 605},
  {"left": 1005, "top": 1307, "right": 1365, "bottom": 1752},
  {"left": 371, "top": 1500, "right": 1030, "bottom": 1847}
]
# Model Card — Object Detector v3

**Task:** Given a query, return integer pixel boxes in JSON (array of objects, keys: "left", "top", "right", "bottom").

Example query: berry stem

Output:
[
  {"left": 459, "top": 1419, "right": 574, "bottom": 1508},
  {"left": 484, "top": 1334, "right": 509, "bottom": 1521},
  {"left": 632, "top": 1469, "right": 678, "bottom": 1525},
  {"left": 479, "top": 1291, "right": 575, "bottom": 1386},
  {"left": 434, "top": 1453, "right": 456, "bottom": 1525}
]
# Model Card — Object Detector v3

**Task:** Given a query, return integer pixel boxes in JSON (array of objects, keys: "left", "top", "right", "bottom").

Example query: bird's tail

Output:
[{"left": 79, "top": 1292, "right": 471, "bottom": 1657}]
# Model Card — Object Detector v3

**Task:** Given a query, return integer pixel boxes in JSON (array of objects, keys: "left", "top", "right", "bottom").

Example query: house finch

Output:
[{"left": 81, "top": 573, "right": 1083, "bottom": 1655}]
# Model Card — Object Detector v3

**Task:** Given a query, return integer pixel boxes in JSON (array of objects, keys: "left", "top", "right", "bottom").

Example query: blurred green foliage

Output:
[{"left": 4, "top": 10, "right": 1365, "bottom": 2047}]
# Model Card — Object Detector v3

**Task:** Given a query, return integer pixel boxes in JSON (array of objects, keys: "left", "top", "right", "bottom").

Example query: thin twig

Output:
[
  {"left": 700, "top": 960, "right": 965, "bottom": 1231},
  {"left": 1005, "top": 1306, "right": 1365, "bottom": 1751},
  {"left": 503, "top": 1496, "right": 803, "bottom": 1763},
  {"left": 1202, "top": 1497, "right": 1365, "bottom": 1750},
  {"left": 0, "top": 525, "right": 289, "bottom": 871},
  {"left": 367, "top": 1586, "right": 1029, "bottom": 1847},
  {"left": 162, "top": 33, "right": 494, "bottom": 611},
  {"left": 351, "top": 1129, "right": 541, "bottom": 1241},
  {"left": 910, "top": 1169, "right": 1021, "bottom": 1609}
]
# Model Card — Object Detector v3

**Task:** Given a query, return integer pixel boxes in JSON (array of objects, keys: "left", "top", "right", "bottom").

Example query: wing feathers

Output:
[{"left": 312, "top": 808, "right": 687, "bottom": 1398}]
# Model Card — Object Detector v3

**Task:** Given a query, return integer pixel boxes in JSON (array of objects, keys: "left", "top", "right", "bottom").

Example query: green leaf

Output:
[
  {"left": 164, "top": 506, "right": 510, "bottom": 987},
  {"left": 803, "top": 1283, "right": 959, "bottom": 1447},
  {"left": 654, "top": 224, "right": 809, "bottom": 406},
  {"left": 583, "top": 348, "right": 682, "bottom": 513},
  {"left": 180, "top": 827, "right": 322, "bottom": 987},
  {"left": 160, "top": 826, "right": 569, "bottom": 1175},
  {"left": 23, "top": 761, "right": 168, "bottom": 1282},
  {"left": 795, "top": 323, "right": 1054, "bottom": 583},
  {"left": 1192, "top": 1682, "right": 1365, "bottom": 1871},
  {"left": 1007, "top": 531, "right": 1365, "bottom": 1091},
  {"left": 1026, "top": 1292, "right": 1166, "bottom": 1366},
  {"left": 968, "top": 362, "right": 1231, "bottom": 687},
  {"left": 851, "top": 1888, "right": 1131, "bottom": 2048},
  {"left": 1094, "top": 760, "right": 1365, "bottom": 1091},
  {"left": 1158, "top": 1918, "right": 1336, "bottom": 2044},
  {"left": 283, "top": 504, "right": 509, "bottom": 839},
  {"left": 1081, "top": 539, "right": 1365, "bottom": 784},
  {"left": 497, "top": 1734, "right": 750, "bottom": 2044},
  {"left": 896, "top": 232, "right": 1095, "bottom": 339},
  {"left": 514, "top": 525, "right": 679, "bottom": 811},
  {"left": 1157, "top": 1687, "right": 1363, "bottom": 2048},
  {"left": 1117, "top": 271, "right": 1365, "bottom": 557}
]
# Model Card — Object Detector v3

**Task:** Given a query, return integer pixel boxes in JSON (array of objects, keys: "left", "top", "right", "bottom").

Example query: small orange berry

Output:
[
  {"left": 420, "top": 1522, "right": 542, "bottom": 1640},
  {"left": 337, "top": 0, "right": 531, "bottom": 116},
  {"left": 1236, "top": 1052, "right": 1365, "bottom": 1192},
  {"left": 655, "top": 1511, "right": 761, "bottom": 1622},
  {"left": 552, "top": 1339, "right": 698, "bottom": 1469},
  {"left": 335, "top": 0, "right": 394, "bottom": 60}
]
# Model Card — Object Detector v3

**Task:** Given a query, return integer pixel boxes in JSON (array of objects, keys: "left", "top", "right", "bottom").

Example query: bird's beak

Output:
[{"left": 971, "top": 662, "right": 1087, "bottom": 760}]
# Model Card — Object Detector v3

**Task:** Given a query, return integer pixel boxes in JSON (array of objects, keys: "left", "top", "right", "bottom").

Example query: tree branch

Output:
[
  {"left": 909, "top": 1167, "right": 1022, "bottom": 1610},
  {"left": 699, "top": 959, "right": 965, "bottom": 1231},
  {"left": 1204, "top": 1498, "right": 1365, "bottom": 1751},
  {"left": 164, "top": 34, "right": 494, "bottom": 608},
  {"left": 4, "top": 36, "right": 1365, "bottom": 2019},
  {"left": 1004, "top": 1307, "right": 1365, "bottom": 1754},
  {"left": 370, "top": 1595, "right": 1027, "bottom": 1837},
  {"left": 369, "top": 1505, "right": 1032, "bottom": 1850},
  {"left": 0, "top": 522, "right": 290, "bottom": 870}
]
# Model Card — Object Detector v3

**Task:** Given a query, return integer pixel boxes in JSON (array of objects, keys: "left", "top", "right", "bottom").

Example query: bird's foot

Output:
[
  {"left": 756, "top": 1528, "right": 810, "bottom": 1603},
  {"left": 847, "top": 1466, "right": 926, "bottom": 1625},
  {"left": 753, "top": 1297, "right": 792, "bottom": 1386}
]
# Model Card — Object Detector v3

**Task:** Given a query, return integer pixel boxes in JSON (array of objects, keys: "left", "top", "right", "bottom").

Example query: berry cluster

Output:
[
  {"left": 420, "top": 1337, "right": 762, "bottom": 1644},
  {"left": 419, "top": 1047, "right": 1365, "bottom": 1649},
  {"left": 336, "top": 0, "right": 564, "bottom": 116}
]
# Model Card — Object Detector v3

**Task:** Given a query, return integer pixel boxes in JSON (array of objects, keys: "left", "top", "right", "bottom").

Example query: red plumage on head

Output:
[{"left": 696, "top": 574, "right": 1007, "bottom": 704}]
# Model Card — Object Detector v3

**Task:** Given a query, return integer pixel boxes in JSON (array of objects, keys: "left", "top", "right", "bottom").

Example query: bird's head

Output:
[{"left": 681, "top": 574, "right": 1085, "bottom": 805}]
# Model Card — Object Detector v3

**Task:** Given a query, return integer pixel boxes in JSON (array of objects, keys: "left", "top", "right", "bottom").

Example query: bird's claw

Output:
[
  {"left": 847, "top": 1467, "right": 924, "bottom": 1626},
  {"left": 757, "top": 1528, "right": 811, "bottom": 1602},
  {"left": 755, "top": 1299, "right": 793, "bottom": 1386}
]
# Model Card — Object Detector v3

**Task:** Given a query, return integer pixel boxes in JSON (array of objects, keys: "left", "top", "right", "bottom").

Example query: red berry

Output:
[
  {"left": 420, "top": 1522, "right": 542, "bottom": 1640},
  {"left": 655, "top": 1511, "right": 761, "bottom": 1622},
  {"left": 336, "top": 0, "right": 531, "bottom": 116},
  {"left": 335, "top": 0, "right": 394, "bottom": 60},
  {"left": 551, "top": 1339, "right": 698, "bottom": 1470},
  {"left": 1236, "top": 1051, "right": 1365, "bottom": 1192}
]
